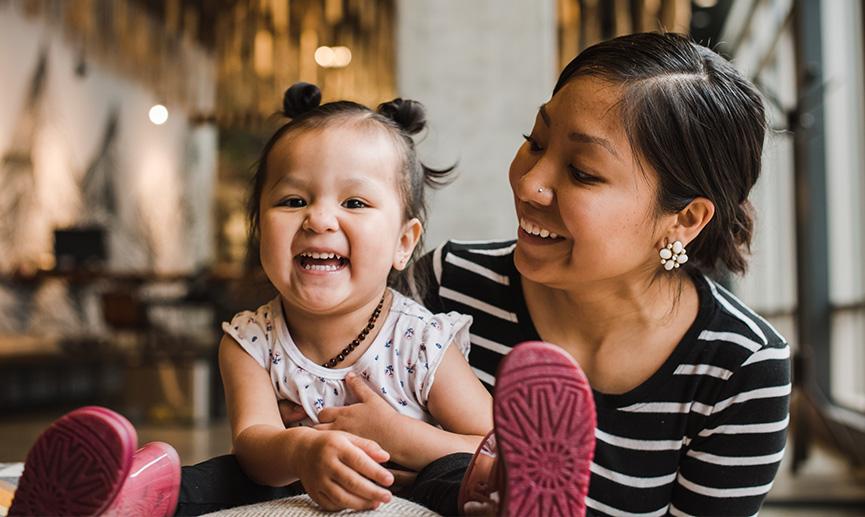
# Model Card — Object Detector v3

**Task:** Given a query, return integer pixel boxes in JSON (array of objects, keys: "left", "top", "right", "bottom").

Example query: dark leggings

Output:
[{"left": 175, "top": 453, "right": 471, "bottom": 516}]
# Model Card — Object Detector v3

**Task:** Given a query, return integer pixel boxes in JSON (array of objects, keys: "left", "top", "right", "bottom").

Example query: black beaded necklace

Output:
[{"left": 322, "top": 292, "right": 386, "bottom": 368}]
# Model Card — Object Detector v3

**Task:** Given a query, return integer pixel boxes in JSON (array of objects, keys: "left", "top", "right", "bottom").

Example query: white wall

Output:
[
  {"left": 395, "top": 0, "right": 557, "bottom": 249},
  {"left": 0, "top": 4, "right": 217, "bottom": 274}
]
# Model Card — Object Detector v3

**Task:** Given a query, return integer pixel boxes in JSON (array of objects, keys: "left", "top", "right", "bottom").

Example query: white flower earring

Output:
[{"left": 659, "top": 240, "right": 688, "bottom": 271}]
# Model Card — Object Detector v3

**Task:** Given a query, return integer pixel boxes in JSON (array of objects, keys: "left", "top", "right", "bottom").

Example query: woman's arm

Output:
[
  {"left": 318, "top": 343, "right": 493, "bottom": 470},
  {"left": 219, "top": 335, "right": 394, "bottom": 509}
]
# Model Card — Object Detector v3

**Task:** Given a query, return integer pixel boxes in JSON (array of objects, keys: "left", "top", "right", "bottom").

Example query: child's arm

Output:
[
  {"left": 318, "top": 343, "right": 493, "bottom": 470},
  {"left": 219, "top": 335, "right": 394, "bottom": 510}
]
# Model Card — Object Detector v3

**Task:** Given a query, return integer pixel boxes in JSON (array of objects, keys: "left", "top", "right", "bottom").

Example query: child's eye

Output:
[
  {"left": 277, "top": 197, "right": 306, "bottom": 208},
  {"left": 343, "top": 199, "right": 368, "bottom": 209},
  {"left": 522, "top": 133, "right": 543, "bottom": 153}
]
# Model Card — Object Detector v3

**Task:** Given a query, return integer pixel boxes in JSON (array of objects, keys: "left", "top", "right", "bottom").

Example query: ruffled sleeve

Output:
[
  {"left": 221, "top": 299, "right": 278, "bottom": 369},
  {"left": 389, "top": 297, "right": 472, "bottom": 408}
]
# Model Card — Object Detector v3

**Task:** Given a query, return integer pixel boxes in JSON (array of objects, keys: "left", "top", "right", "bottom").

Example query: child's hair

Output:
[
  {"left": 555, "top": 33, "right": 766, "bottom": 275},
  {"left": 247, "top": 83, "right": 454, "bottom": 281}
]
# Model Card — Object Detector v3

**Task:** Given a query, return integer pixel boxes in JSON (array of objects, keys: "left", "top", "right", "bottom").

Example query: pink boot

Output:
[
  {"left": 9, "top": 406, "right": 137, "bottom": 516},
  {"left": 459, "top": 341, "right": 596, "bottom": 517},
  {"left": 9, "top": 407, "right": 180, "bottom": 517},
  {"left": 104, "top": 442, "right": 181, "bottom": 517}
]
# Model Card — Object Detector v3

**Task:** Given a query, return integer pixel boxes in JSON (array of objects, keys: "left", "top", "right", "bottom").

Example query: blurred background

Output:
[{"left": 0, "top": 0, "right": 862, "bottom": 514}]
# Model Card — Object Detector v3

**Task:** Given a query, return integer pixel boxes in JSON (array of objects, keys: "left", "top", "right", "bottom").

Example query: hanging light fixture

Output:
[{"left": 149, "top": 104, "right": 169, "bottom": 125}]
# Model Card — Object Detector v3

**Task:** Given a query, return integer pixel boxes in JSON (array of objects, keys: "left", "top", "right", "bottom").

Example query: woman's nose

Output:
[
  {"left": 302, "top": 205, "right": 339, "bottom": 233},
  {"left": 516, "top": 162, "right": 555, "bottom": 206}
]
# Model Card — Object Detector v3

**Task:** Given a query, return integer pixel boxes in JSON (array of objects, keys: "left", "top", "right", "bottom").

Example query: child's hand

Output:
[
  {"left": 316, "top": 373, "right": 399, "bottom": 446},
  {"left": 295, "top": 429, "right": 394, "bottom": 511}
]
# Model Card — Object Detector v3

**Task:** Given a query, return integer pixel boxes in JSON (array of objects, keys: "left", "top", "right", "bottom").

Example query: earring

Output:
[{"left": 659, "top": 240, "right": 688, "bottom": 271}]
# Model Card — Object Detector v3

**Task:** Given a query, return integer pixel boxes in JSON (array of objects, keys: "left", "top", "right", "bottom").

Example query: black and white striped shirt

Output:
[{"left": 407, "top": 240, "right": 790, "bottom": 517}]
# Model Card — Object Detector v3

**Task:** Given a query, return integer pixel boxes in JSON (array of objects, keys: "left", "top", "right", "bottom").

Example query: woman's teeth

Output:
[{"left": 519, "top": 218, "right": 559, "bottom": 239}]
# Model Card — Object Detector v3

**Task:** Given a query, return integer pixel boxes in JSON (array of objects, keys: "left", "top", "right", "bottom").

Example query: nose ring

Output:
[{"left": 537, "top": 187, "right": 544, "bottom": 193}]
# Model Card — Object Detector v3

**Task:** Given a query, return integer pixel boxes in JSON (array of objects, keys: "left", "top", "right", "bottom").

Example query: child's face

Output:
[{"left": 259, "top": 123, "right": 421, "bottom": 314}]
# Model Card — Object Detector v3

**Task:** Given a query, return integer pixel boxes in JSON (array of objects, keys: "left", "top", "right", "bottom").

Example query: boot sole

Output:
[
  {"left": 493, "top": 341, "right": 596, "bottom": 517},
  {"left": 9, "top": 406, "right": 137, "bottom": 516}
]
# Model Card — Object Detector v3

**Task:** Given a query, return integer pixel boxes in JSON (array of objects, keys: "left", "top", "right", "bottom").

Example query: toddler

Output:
[
  {"left": 9, "top": 83, "right": 494, "bottom": 516},
  {"left": 215, "top": 82, "right": 493, "bottom": 510}
]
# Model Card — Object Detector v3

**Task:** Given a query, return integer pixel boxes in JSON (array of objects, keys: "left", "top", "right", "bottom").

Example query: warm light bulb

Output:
[
  {"left": 149, "top": 104, "right": 169, "bottom": 125},
  {"left": 314, "top": 46, "right": 335, "bottom": 67},
  {"left": 332, "top": 46, "right": 352, "bottom": 67}
]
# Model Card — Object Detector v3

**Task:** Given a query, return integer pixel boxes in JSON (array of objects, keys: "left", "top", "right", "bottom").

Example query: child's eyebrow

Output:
[
  {"left": 340, "top": 176, "right": 378, "bottom": 191},
  {"left": 269, "top": 174, "right": 306, "bottom": 192}
]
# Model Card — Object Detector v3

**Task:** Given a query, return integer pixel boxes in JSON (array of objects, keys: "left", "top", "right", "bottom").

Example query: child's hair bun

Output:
[
  {"left": 377, "top": 98, "right": 426, "bottom": 135},
  {"left": 283, "top": 82, "right": 322, "bottom": 118}
]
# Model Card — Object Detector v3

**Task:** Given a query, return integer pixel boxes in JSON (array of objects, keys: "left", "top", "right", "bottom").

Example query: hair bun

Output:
[
  {"left": 283, "top": 83, "right": 322, "bottom": 118},
  {"left": 377, "top": 98, "right": 426, "bottom": 135}
]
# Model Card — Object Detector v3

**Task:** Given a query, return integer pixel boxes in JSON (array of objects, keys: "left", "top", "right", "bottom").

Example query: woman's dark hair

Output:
[
  {"left": 555, "top": 32, "right": 765, "bottom": 274},
  {"left": 247, "top": 83, "right": 453, "bottom": 277}
]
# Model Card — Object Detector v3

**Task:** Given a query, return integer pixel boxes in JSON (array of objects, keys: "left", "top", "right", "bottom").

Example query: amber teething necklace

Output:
[{"left": 322, "top": 292, "right": 386, "bottom": 368}]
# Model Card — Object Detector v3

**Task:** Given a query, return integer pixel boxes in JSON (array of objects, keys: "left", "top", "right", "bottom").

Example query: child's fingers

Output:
[
  {"left": 317, "top": 406, "right": 342, "bottom": 423},
  {"left": 310, "top": 489, "right": 342, "bottom": 512},
  {"left": 345, "top": 373, "right": 384, "bottom": 404},
  {"left": 341, "top": 438, "right": 394, "bottom": 487},
  {"left": 313, "top": 423, "right": 334, "bottom": 431},
  {"left": 345, "top": 434, "right": 391, "bottom": 466},
  {"left": 329, "top": 465, "right": 392, "bottom": 508}
]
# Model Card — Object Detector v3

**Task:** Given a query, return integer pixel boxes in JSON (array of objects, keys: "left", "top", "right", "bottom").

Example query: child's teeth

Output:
[
  {"left": 303, "top": 264, "right": 339, "bottom": 271},
  {"left": 303, "top": 252, "right": 341, "bottom": 259}
]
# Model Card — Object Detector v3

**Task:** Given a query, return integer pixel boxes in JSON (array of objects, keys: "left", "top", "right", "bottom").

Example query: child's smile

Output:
[{"left": 295, "top": 249, "right": 349, "bottom": 273}]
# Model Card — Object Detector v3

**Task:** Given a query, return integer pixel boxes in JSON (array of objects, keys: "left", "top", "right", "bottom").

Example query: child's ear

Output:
[{"left": 393, "top": 218, "right": 423, "bottom": 271}]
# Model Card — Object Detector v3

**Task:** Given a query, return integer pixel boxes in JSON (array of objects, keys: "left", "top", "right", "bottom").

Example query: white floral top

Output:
[{"left": 222, "top": 288, "right": 472, "bottom": 426}]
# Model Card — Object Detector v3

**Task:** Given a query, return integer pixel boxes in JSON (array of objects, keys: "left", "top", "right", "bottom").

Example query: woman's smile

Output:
[{"left": 518, "top": 217, "right": 566, "bottom": 246}]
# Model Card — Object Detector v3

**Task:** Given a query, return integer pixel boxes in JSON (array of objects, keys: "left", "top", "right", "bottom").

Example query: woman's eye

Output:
[
  {"left": 522, "top": 133, "right": 544, "bottom": 153},
  {"left": 343, "top": 199, "right": 368, "bottom": 209},
  {"left": 278, "top": 197, "right": 306, "bottom": 208},
  {"left": 568, "top": 165, "right": 600, "bottom": 185}
]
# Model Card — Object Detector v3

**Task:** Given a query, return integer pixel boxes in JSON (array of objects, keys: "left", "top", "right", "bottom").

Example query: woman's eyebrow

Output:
[
  {"left": 538, "top": 104, "right": 622, "bottom": 162},
  {"left": 568, "top": 132, "right": 622, "bottom": 162}
]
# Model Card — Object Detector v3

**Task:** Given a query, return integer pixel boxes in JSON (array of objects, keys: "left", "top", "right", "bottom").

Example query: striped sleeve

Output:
[
  {"left": 402, "top": 244, "right": 446, "bottom": 313},
  {"left": 670, "top": 340, "right": 791, "bottom": 516}
]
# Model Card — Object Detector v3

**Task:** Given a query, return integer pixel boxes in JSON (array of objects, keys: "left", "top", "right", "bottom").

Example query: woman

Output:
[{"left": 398, "top": 31, "right": 790, "bottom": 516}]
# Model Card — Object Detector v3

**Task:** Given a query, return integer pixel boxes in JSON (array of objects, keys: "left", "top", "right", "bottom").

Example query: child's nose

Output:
[{"left": 302, "top": 206, "right": 339, "bottom": 233}]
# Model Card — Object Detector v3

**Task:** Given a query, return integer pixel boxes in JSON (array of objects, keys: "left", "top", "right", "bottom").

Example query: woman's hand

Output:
[
  {"left": 294, "top": 429, "right": 395, "bottom": 511},
  {"left": 315, "top": 373, "right": 400, "bottom": 446},
  {"left": 277, "top": 399, "right": 307, "bottom": 426}
]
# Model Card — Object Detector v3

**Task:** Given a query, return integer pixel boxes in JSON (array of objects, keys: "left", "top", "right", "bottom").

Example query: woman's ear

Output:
[
  {"left": 393, "top": 218, "right": 423, "bottom": 271},
  {"left": 666, "top": 197, "right": 715, "bottom": 246}
]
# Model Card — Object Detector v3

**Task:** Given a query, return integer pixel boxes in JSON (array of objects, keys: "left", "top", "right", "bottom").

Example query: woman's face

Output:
[{"left": 509, "top": 76, "right": 666, "bottom": 289}]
